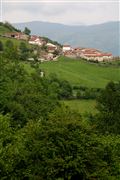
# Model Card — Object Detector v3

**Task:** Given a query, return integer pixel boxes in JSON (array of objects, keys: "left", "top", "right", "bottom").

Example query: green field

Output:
[
  {"left": 63, "top": 99, "right": 97, "bottom": 114},
  {"left": 38, "top": 56, "right": 120, "bottom": 88},
  {"left": 0, "top": 36, "right": 30, "bottom": 47},
  {"left": 0, "top": 26, "right": 12, "bottom": 34}
]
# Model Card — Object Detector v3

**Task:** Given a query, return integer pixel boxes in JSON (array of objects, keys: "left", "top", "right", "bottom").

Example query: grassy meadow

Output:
[
  {"left": 38, "top": 56, "right": 120, "bottom": 88},
  {"left": 0, "top": 26, "right": 12, "bottom": 34},
  {"left": 63, "top": 99, "right": 97, "bottom": 115},
  {"left": 0, "top": 36, "right": 30, "bottom": 47}
]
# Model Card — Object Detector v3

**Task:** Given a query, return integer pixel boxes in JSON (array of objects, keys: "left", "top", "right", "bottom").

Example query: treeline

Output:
[
  {"left": 0, "top": 54, "right": 120, "bottom": 179},
  {"left": 74, "top": 86, "right": 101, "bottom": 99}
]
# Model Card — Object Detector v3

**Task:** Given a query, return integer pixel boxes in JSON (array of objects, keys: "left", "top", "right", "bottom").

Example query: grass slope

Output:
[
  {"left": 39, "top": 56, "right": 120, "bottom": 88},
  {"left": 0, "top": 36, "right": 30, "bottom": 47},
  {"left": 0, "top": 23, "right": 30, "bottom": 47},
  {"left": 0, "top": 26, "right": 12, "bottom": 34},
  {"left": 63, "top": 99, "right": 97, "bottom": 114}
]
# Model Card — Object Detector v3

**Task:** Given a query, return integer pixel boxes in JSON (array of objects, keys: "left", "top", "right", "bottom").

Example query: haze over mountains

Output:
[{"left": 14, "top": 21, "right": 120, "bottom": 56}]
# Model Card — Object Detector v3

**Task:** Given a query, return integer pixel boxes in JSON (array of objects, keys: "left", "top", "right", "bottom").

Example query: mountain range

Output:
[{"left": 14, "top": 21, "right": 120, "bottom": 56}]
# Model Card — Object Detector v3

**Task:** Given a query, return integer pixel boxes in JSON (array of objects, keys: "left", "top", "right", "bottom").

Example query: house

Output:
[
  {"left": 63, "top": 47, "right": 113, "bottom": 61},
  {"left": 43, "top": 53, "right": 54, "bottom": 61},
  {"left": 29, "top": 35, "right": 45, "bottom": 46},
  {"left": 40, "top": 51, "right": 54, "bottom": 61},
  {"left": 46, "top": 43, "right": 57, "bottom": 53},
  {"left": 62, "top": 45, "right": 71, "bottom": 52},
  {"left": 73, "top": 48, "right": 83, "bottom": 58},
  {"left": 4, "top": 32, "right": 29, "bottom": 40},
  {"left": 64, "top": 50, "right": 77, "bottom": 59},
  {"left": 80, "top": 48, "right": 113, "bottom": 61}
]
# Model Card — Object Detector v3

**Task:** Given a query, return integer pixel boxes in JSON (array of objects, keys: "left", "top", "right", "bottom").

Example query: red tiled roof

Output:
[
  {"left": 84, "top": 53, "right": 112, "bottom": 57},
  {"left": 63, "top": 45, "right": 71, "bottom": 47},
  {"left": 29, "top": 35, "right": 39, "bottom": 41},
  {"left": 48, "top": 46, "right": 56, "bottom": 50}
]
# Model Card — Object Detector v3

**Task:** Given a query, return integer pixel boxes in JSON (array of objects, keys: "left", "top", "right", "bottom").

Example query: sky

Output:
[{"left": 1, "top": 0, "right": 120, "bottom": 25}]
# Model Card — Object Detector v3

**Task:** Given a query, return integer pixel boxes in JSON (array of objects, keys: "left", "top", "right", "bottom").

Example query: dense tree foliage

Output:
[
  {"left": 95, "top": 81, "right": 120, "bottom": 134},
  {"left": 0, "top": 52, "right": 120, "bottom": 179},
  {"left": 0, "top": 41, "right": 4, "bottom": 51},
  {"left": 19, "top": 42, "right": 29, "bottom": 60},
  {"left": 0, "top": 109, "right": 120, "bottom": 179},
  {"left": 0, "top": 56, "right": 60, "bottom": 127},
  {"left": 3, "top": 40, "right": 19, "bottom": 59},
  {"left": 75, "top": 86, "right": 101, "bottom": 100},
  {"left": 48, "top": 74, "right": 73, "bottom": 99}
]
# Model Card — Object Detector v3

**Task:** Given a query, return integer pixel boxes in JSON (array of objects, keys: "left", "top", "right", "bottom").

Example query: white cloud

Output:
[{"left": 2, "top": 1, "right": 119, "bottom": 25}]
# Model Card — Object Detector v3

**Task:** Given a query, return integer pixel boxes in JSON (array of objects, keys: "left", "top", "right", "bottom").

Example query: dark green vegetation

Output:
[
  {"left": 23, "top": 27, "right": 31, "bottom": 35},
  {"left": 95, "top": 82, "right": 120, "bottom": 134},
  {"left": 0, "top": 50, "right": 120, "bottom": 179},
  {"left": 38, "top": 56, "right": 120, "bottom": 88}
]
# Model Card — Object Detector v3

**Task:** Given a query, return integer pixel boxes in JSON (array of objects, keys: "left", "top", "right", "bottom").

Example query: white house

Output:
[
  {"left": 29, "top": 35, "right": 44, "bottom": 46},
  {"left": 62, "top": 45, "right": 71, "bottom": 52},
  {"left": 46, "top": 43, "right": 57, "bottom": 52},
  {"left": 46, "top": 43, "right": 56, "bottom": 47},
  {"left": 79, "top": 48, "right": 113, "bottom": 62}
]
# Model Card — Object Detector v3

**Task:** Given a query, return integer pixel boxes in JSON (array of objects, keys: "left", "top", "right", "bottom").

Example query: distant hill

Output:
[{"left": 14, "top": 21, "right": 120, "bottom": 56}]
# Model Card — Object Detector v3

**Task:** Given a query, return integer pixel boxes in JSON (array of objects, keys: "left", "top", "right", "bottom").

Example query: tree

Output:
[
  {"left": 59, "top": 80, "right": 73, "bottom": 99},
  {"left": 19, "top": 42, "right": 29, "bottom": 60},
  {"left": 4, "top": 40, "right": 19, "bottom": 59},
  {"left": 23, "top": 27, "right": 31, "bottom": 35},
  {"left": 1, "top": 108, "right": 120, "bottom": 179},
  {"left": 0, "top": 41, "right": 3, "bottom": 51},
  {"left": 95, "top": 81, "right": 120, "bottom": 134},
  {"left": 0, "top": 55, "right": 59, "bottom": 126},
  {"left": 5, "top": 40, "right": 14, "bottom": 49}
]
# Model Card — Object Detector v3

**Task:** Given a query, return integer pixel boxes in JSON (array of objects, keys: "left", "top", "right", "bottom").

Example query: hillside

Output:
[
  {"left": 14, "top": 21, "right": 120, "bottom": 56},
  {"left": 1, "top": 22, "right": 120, "bottom": 88},
  {"left": 0, "top": 22, "right": 25, "bottom": 46},
  {"left": 0, "top": 22, "right": 20, "bottom": 34},
  {"left": 0, "top": 25, "right": 11, "bottom": 34},
  {"left": 23, "top": 56, "right": 120, "bottom": 88}
]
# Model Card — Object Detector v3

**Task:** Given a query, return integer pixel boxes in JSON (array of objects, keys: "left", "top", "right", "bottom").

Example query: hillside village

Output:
[
  {"left": 63, "top": 45, "right": 113, "bottom": 62},
  {"left": 0, "top": 23, "right": 113, "bottom": 62}
]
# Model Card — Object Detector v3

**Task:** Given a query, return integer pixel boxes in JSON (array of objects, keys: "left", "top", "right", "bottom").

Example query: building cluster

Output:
[
  {"left": 29, "top": 35, "right": 45, "bottom": 46},
  {"left": 63, "top": 45, "right": 113, "bottom": 61},
  {"left": 29, "top": 36, "right": 58, "bottom": 53},
  {"left": 3, "top": 32, "right": 59, "bottom": 61},
  {"left": 3, "top": 32, "right": 113, "bottom": 62}
]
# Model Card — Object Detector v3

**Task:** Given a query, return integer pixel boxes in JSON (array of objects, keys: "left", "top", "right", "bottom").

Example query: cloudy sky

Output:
[{"left": 1, "top": 0, "right": 119, "bottom": 25}]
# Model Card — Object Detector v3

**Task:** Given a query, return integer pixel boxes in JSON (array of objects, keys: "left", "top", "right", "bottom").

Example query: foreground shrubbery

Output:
[
  {"left": 0, "top": 54, "right": 120, "bottom": 179},
  {"left": 0, "top": 110, "right": 120, "bottom": 179},
  {"left": 94, "top": 81, "right": 120, "bottom": 134}
]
